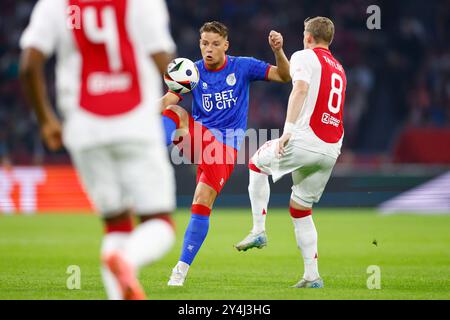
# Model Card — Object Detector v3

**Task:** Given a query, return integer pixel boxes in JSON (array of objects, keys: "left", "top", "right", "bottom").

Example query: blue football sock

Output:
[
  {"left": 162, "top": 115, "right": 177, "bottom": 146},
  {"left": 180, "top": 214, "right": 210, "bottom": 265}
]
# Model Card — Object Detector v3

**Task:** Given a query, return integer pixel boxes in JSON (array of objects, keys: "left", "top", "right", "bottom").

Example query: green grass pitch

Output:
[{"left": 0, "top": 209, "right": 449, "bottom": 300}]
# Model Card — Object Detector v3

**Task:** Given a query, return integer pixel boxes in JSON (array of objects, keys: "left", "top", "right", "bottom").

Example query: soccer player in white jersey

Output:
[
  {"left": 19, "top": 0, "right": 176, "bottom": 299},
  {"left": 235, "top": 17, "right": 347, "bottom": 288}
]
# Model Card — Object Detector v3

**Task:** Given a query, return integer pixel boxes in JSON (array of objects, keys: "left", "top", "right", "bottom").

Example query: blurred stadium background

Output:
[{"left": 0, "top": 0, "right": 449, "bottom": 214}]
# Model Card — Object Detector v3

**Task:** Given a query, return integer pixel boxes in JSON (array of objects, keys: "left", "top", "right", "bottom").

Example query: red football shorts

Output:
[{"left": 174, "top": 115, "right": 238, "bottom": 193}]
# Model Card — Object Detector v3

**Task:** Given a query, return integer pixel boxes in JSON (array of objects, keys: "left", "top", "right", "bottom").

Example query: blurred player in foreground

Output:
[
  {"left": 235, "top": 17, "right": 347, "bottom": 289},
  {"left": 160, "top": 21, "right": 291, "bottom": 286},
  {"left": 19, "top": 0, "right": 176, "bottom": 299}
]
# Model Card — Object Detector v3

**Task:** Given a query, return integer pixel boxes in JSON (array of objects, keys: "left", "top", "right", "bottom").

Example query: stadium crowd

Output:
[{"left": 0, "top": 0, "right": 449, "bottom": 165}]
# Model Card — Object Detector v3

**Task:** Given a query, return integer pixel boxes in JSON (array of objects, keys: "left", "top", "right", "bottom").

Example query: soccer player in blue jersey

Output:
[{"left": 160, "top": 21, "right": 291, "bottom": 286}]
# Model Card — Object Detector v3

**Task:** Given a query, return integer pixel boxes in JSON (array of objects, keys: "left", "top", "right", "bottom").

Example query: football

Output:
[{"left": 164, "top": 57, "right": 199, "bottom": 94}]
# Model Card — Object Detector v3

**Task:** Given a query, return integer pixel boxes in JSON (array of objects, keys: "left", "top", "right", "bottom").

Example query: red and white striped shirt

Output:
[
  {"left": 20, "top": 0, "right": 176, "bottom": 150},
  {"left": 289, "top": 47, "right": 347, "bottom": 159}
]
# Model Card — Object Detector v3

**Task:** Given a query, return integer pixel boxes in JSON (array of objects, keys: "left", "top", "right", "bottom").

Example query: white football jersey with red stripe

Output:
[
  {"left": 289, "top": 48, "right": 346, "bottom": 159},
  {"left": 20, "top": 0, "right": 176, "bottom": 150}
]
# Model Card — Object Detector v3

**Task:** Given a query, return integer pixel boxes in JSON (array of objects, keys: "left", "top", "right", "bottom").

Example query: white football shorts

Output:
[
  {"left": 70, "top": 140, "right": 176, "bottom": 217},
  {"left": 251, "top": 139, "right": 337, "bottom": 208}
]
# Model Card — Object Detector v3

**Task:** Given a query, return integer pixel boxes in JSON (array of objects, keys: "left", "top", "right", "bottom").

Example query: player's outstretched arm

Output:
[
  {"left": 277, "top": 80, "right": 309, "bottom": 157},
  {"left": 19, "top": 47, "right": 62, "bottom": 151},
  {"left": 266, "top": 30, "right": 291, "bottom": 83}
]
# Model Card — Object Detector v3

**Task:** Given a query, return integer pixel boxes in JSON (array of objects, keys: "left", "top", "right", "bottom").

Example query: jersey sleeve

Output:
[
  {"left": 19, "top": 0, "right": 58, "bottom": 56},
  {"left": 290, "top": 50, "right": 315, "bottom": 84},
  {"left": 240, "top": 57, "right": 270, "bottom": 82},
  {"left": 134, "top": 0, "right": 176, "bottom": 55}
]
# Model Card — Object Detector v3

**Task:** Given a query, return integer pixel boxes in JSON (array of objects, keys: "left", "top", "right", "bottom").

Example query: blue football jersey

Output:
[{"left": 190, "top": 55, "right": 270, "bottom": 150}]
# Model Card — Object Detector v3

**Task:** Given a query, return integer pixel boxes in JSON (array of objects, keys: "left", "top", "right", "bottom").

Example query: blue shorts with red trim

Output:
[{"left": 174, "top": 115, "right": 238, "bottom": 193}]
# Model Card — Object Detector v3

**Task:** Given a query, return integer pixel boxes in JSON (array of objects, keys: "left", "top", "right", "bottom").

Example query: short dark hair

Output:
[
  {"left": 199, "top": 21, "right": 229, "bottom": 39},
  {"left": 304, "top": 16, "right": 335, "bottom": 45}
]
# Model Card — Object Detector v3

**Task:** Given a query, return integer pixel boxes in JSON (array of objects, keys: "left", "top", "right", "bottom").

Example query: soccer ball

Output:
[{"left": 164, "top": 57, "right": 199, "bottom": 94}]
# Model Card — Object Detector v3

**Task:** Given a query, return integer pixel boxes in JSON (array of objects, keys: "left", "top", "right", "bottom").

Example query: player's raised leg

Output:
[
  {"left": 168, "top": 182, "right": 216, "bottom": 286},
  {"left": 235, "top": 161, "right": 270, "bottom": 251},
  {"left": 235, "top": 140, "right": 281, "bottom": 252}
]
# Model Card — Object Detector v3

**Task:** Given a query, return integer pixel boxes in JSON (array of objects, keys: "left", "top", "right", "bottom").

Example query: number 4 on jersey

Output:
[
  {"left": 70, "top": 0, "right": 141, "bottom": 116},
  {"left": 83, "top": 6, "right": 122, "bottom": 71}
]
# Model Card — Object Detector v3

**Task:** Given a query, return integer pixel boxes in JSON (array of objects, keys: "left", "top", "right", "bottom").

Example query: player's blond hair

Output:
[
  {"left": 304, "top": 16, "right": 335, "bottom": 45},
  {"left": 199, "top": 21, "right": 229, "bottom": 39}
]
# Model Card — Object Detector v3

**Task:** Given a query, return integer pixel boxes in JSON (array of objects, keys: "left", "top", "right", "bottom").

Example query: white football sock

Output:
[
  {"left": 123, "top": 218, "right": 175, "bottom": 270},
  {"left": 100, "top": 232, "right": 129, "bottom": 300},
  {"left": 292, "top": 215, "right": 320, "bottom": 281},
  {"left": 248, "top": 170, "right": 270, "bottom": 234}
]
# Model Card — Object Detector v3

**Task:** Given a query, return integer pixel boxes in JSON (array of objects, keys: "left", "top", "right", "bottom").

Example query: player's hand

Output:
[
  {"left": 40, "top": 116, "right": 63, "bottom": 151},
  {"left": 276, "top": 132, "right": 291, "bottom": 158},
  {"left": 268, "top": 30, "right": 284, "bottom": 52}
]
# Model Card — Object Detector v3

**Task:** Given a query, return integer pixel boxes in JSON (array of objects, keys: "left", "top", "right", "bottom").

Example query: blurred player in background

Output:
[
  {"left": 235, "top": 17, "right": 346, "bottom": 289},
  {"left": 160, "top": 21, "right": 291, "bottom": 286},
  {"left": 19, "top": 0, "right": 176, "bottom": 299}
]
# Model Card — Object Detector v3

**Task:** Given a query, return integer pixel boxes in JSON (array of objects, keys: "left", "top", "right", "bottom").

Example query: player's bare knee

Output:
[
  {"left": 166, "top": 105, "right": 188, "bottom": 128},
  {"left": 193, "top": 194, "right": 214, "bottom": 208},
  {"left": 193, "top": 186, "right": 216, "bottom": 208}
]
